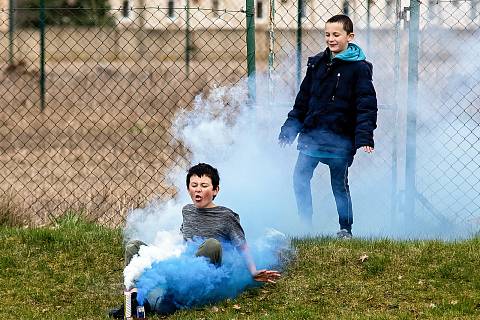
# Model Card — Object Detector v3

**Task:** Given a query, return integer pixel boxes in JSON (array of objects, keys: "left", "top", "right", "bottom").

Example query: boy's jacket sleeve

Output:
[
  {"left": 278, "top": 66, "right": 313, "bottom": 143},
  {"left": 354, "top": 61, "right": 377, "bottom": 149}
]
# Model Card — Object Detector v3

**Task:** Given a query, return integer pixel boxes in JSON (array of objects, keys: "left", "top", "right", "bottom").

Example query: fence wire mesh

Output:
[
  {"left": 414, "top": 0, "right": 480, "bottom": 232},
  {"left": 1, "top": 0, "right": 479, "bottom": 235},
  {"left": 270, "top": 0, "right": 402, "bottom": 235},
  {"left": 270, "top": 0, "right": 480, "bottom": 236},
  {"left": 0, "top": 6, "right": 248, "bottom": 227}
]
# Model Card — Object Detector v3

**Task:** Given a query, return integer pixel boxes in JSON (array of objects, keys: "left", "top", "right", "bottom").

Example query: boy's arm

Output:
[
  {"left": 354, "top": 62, "right": 378, "bottom": 150},
  {"left": 239, "top": 243, "right": 281, "bottom": 283},
  {"left": 279, "top": 67, "right": 314, "bottom": 146}
]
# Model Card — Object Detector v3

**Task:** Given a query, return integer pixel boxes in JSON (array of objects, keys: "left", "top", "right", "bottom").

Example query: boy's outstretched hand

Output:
[
  {"left": 362, "top": 146, "right": 374, "bottom": 153},
  {"left": 253, "top": 269, "right": 281, "bottom": 283}
]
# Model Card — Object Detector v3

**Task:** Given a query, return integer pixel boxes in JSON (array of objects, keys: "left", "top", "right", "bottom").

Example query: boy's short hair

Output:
[
  {"left": 326, "top": 14, "right": 353, "bottom": 34},
  {"left": 186, "top": 163, "right": 220, "bottom": 190}
]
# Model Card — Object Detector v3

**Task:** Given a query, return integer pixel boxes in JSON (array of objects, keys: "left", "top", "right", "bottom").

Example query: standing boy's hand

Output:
[
  {"left": 362, "top": 146, "right": 374, "bottom": 153},
  {"left": 278, "top": 132, "right": 294, "bottom": 147},
  {"left": 278, "top": 138, "right": 290, "bottom": 148}
]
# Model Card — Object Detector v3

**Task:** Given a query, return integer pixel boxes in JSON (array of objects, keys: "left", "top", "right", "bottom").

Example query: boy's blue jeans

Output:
[{"left": 293, "top": 152, "right": 353, "bottom": 232}]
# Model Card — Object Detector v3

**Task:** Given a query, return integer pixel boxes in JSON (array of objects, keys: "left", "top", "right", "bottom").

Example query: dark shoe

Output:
[
  {"left": 336, "top": 229, "right": 352, "bottom": 239},
  {"left": 108, "top": 304, "right": 124, "bottom": 319}
]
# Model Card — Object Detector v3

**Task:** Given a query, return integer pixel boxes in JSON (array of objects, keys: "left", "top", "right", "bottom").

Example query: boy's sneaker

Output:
[{"left": 336, "top": 229, "right": 352, "bottom": 239}]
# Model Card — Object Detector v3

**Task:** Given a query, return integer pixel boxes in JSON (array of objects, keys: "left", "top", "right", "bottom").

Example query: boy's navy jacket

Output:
[{"left": 279, "top": 47, "right": 377, "bottom": 157}]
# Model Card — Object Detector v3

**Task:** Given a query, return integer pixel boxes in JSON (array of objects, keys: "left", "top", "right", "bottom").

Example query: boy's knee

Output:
[{"left": 196, "top": 238, "right": 222, "bottom": 266}]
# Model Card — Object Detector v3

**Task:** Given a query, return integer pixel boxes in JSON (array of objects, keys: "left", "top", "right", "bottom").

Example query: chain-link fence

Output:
[
  {"left": 414, "top": 0, "right": 480, "bottom": 233},
  {"left": 270, "top": 0, "right": 480, "bottom": 236},
  {"left": 0, "top": 6, "right": 249, "bottom": 226},
  {"left": 1, "top": 0, "right": 479, "bottom": 234},
  {"left": 269, "top": 0, "right": 402, "bottom": 235}
]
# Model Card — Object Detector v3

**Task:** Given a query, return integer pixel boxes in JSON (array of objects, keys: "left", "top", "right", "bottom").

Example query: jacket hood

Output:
[{"left": 333, "top": 43, "right": 366, "bottom": 61}]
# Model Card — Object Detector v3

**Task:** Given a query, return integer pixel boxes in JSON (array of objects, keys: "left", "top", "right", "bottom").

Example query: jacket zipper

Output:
[{"left": 331, "top": 72, "right": 340, "bottom": 101}]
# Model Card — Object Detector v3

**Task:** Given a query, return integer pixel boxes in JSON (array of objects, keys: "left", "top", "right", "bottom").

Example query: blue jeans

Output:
[{"left": 293, "top": 152, "right": 353, "bottom": 231}]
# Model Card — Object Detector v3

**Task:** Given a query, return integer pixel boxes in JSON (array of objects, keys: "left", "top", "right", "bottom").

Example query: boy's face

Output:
[
  {"left": 188, "top": 174, "right": 219, "bottom": 209},
  {"left": 325, "top": 22, "right": 354, "bottom": 55}
]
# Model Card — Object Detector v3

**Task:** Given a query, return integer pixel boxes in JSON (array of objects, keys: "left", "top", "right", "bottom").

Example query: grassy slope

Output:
[{"left": 1, "top": 220, "right": 479, "bottom": 320}]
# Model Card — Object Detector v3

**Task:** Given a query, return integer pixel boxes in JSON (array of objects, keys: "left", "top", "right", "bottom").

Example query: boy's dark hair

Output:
[
  {"left": 186, "top": 163, "right": 220, "bottom": 190},
  {"left": 326, "top": 14, "right": 353, "bottom": 34}
]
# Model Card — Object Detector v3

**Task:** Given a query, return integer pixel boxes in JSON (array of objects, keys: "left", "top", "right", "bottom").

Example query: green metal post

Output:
[
  {"left": 296, "top": 0, "right": 303, "bottom": 89},
  {"left": 8, "top": 0, "right": 15, "bottom": 65},
  {"left": 246, "top": 0, "right": 256, "bottom": 103},
  {"left": 268, "top": 0, "right": 275, "bottom": 107},
  {"left": 405, "top": 0, "right": 420, "bottom": 219},
  {"left": 390, "top": 0, "right": 402, "bottom": 218},
  {"left": 185, "top": 0, "right": 191, "bottom": 75},
  {"left": 40, "top": 0, "right": 46, "bottom": 112}
]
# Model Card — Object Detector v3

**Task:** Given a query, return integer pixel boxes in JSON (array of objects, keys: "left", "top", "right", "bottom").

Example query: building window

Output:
[
  {"left": 470, "top": 0, "right": 479, "bottom": 21},
  {"left": 257, "top": 0, "right": 263, "bottom": 18},
  {"left": 212, "top": 0, "right": 219, "bottom": 16},
  {"left": 122, "top": 0, "right": 129, "bottom": 18},
  {"left": 168, "top": 0, "right": 175, "bottom": 18},
  {"left": 428, "top": 0, "right": 438, "bottom": 20},
  {"left": 342, "top": 0, "right": 349, "bottom": 16},
  {"left": 385, "top": 0, "right": 393, "bottom": 19},
  {"left": 299, "top": 0, "right": 305, "bottom": 18}
]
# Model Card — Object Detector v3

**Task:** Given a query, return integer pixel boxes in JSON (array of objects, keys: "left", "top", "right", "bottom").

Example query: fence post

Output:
[
  {"left": 268, "top": 0, "right": 275, "bottom": 108},
  {"left": 246, "top": 0, "right": 256, "bottom": 103},
  {"left": 405, "top": 0, "right": 420, "bottom": 220},
  {"left": 8, "top": 0, "right": 15, "bottom": 65},
  {"left": 185, "top": 0, "right": 191, "bottom": 75},
  {"left": 39, "top": 0, "right": 46, "bottom": 112},
  {"left": 391, "top": 0, "right": 402, "bottom": 218},
  {"left": 296, "top": 0, "right": 302, "bottom": 89}
]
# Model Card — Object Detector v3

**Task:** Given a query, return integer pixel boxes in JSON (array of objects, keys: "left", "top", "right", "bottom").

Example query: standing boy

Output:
[{"left": 278, "top": 15, "right": 377, "bottom": 238}]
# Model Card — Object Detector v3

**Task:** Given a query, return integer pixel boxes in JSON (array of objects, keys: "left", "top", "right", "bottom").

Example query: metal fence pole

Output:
[
  {"left": 405, "top": 0, "right": 420, "bottom": 219},
  {"left": 296, "top": 0, "right": 302, "bottom": 89},
  {"left": 8, "top": 0, "right": 15, "bottom": 65},
  {"left": 39, "top": 0, "right": 46, "bottom": 112},
  {"left": 185, "top": 0, "right": 191, "bottom": 75},
  {"left": 268, "top": 0, "right": 275, "bottom": 107},
  {"left": 246, "top": 0, "right": 256, "bottom": 103},
  {"left": 390, "top": 0, "right": 402, "bottom": 217}
]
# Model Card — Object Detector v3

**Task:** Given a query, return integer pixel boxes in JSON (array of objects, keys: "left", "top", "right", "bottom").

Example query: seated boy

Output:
[{"left": 111, "top": 163, "right": 280, "bottom": 317}]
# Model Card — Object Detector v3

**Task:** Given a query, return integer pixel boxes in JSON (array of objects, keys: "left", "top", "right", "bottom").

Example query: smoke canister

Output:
[
  {"left": 124, "top": 288, "right": 138, "bottom": 320},
  {"left": 136, "top": 305, "right": 145, "bottom": 319},
  {"left": 124, "top": 289, "right": 132, "bottom": 320}
]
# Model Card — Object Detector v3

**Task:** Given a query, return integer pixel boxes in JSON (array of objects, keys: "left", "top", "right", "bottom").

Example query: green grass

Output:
[{"left": 1, "top": 219, "right": 480, "bottom": 320}]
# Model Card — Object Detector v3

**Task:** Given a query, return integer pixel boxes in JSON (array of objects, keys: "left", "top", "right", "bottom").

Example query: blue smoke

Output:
[{"left": 134, "top": 230, "right": 291, "bottom": 314}]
